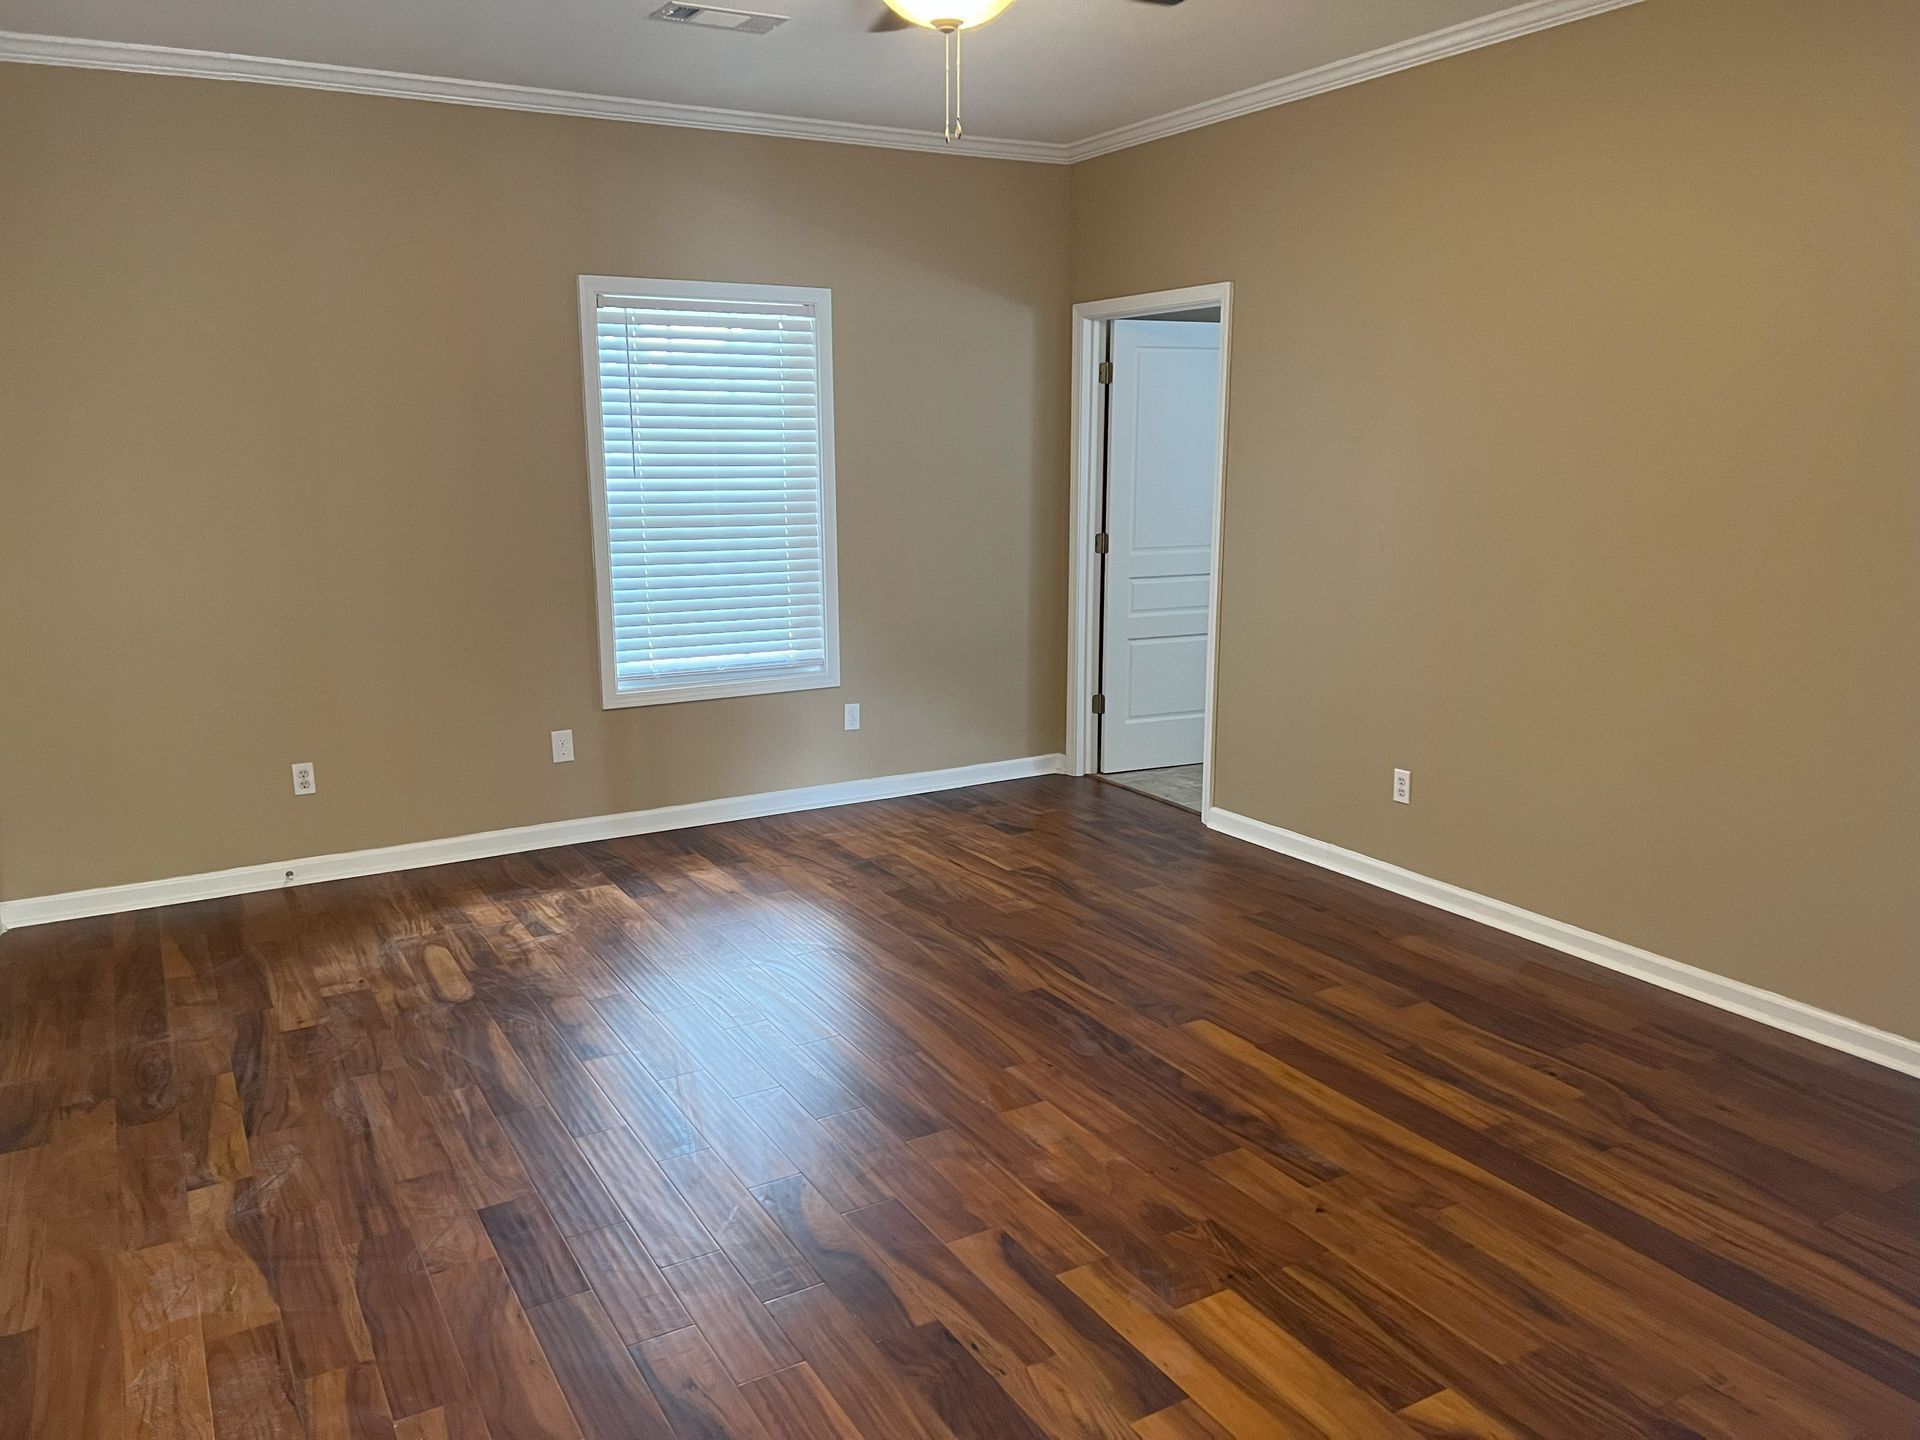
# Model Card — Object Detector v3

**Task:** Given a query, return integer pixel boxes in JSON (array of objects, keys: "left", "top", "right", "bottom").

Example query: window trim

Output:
[{"left": 577, "top": 275, "right": 841, "bottom": 710}]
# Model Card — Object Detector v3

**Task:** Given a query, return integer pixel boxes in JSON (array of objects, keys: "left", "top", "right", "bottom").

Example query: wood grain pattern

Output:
[
  {"left": 496, "top": 1104, "right": 623, "bottom": 1239},
  {"left": 563, "top": 1222, "right": 690, "bottom": 1347},
  {"left": 581, "top": 1051, "right": 704, "bottom": 1161},
  {"left": 204, "top": 1323, "right": 305, "bottom": 1440},
  {"left": 118, "top": 1241, "right": 216, "bottom": 1440},
  {"left": 352, "top": 1219, "right": 468, "bottom": 1422},
  {"left": 659, "top": 1145, "right": 819, "bottom": 1301},
  {"left": 576, "top": 1126, "right": 716, "bottom": 1269},
  {"left": 664, "top": 1070, "right": 798, "bottom": 1189},
  {"left": 523, "top": 1289, "right": 673, "bottom": 1440},
  {"left": 430, "top": 1259, "right": 581, "bottom": 1440},
  {"left": 303, "top": 1362, "right": 398, "bottom": 1440},
  {"left": 0, "top": 1330, "right": 35, "bottom": 1440},
  {"left": 0, "top": 776, "right": 1913, "bottom": 1438},
  {"left": 739, "top": 1361, "right": 866, "bottom": 1440},
  {"left": 658, "top": 1249, "right": 800, "bottom": 1383},
  {"left": 631, "top": 1322, "right": 773, "bottom": 1440},
  {"left": 478, "top": 1195, "right": 588, "bottom": 1310}
]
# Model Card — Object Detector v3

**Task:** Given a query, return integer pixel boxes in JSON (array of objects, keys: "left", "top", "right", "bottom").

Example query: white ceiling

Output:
[{"left": 0, "top": 0, "right": 1624, "bottom": 151}]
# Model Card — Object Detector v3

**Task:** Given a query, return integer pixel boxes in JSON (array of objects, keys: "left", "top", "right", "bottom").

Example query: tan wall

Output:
[
  {"left": 1072, "top": 0, "right": 1919, "bottom": 1036},
  {"left": 0, "top": 65, "right": 1069, "bottom": 899}
]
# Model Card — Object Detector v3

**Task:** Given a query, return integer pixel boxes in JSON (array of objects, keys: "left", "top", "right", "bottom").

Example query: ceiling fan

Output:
[{"left": 869, "top": 0, "right": 1188, "bottom": 144}]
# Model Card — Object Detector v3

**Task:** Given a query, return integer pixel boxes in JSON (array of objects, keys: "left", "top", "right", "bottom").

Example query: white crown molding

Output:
[
  {"left": 3, "top": 0, "right": 1641, "bottom": 166},
  {"left": 0, "top": 753, "right": 1064, "bottom": 931},
  {"left": 0, "top": 29, "right": 1063, "bottom": 162},
  {"left": 1062, "top": 0, "right": 1645, "bottom": 162},
  {"left": 1204, "top": 806, "right": 1920, "bottom": 1079}
]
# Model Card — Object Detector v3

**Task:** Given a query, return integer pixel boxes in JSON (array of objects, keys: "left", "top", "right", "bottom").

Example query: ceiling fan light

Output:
[{"left": 880, "top": 0, "right": 1015, "bottom": 30}]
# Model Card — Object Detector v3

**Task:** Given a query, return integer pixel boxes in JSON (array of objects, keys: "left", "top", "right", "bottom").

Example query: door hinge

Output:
[
  {"left": 1097, "top": 360, "right": 1114, "bottom": 385},
  {"left": 1093, "top": 532, "right": 1110, "bottom": 555},
  {"left": 1091, "top": 694, "right": 1106, "bottom": 716}
]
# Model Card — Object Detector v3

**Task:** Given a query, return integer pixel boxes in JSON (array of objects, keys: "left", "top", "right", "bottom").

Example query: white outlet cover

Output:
[
  {"left": 551, "top": 729, "right": 575, "bottom": 763},
  {"left": 291, "top": 762, "right": 316, "bottom": 795},
  {"left": 844, "top": 703, "right": 861, "bottom": 731},
  {"left": 1393, "top": 768, "right": 1411, "bottom": 804}
]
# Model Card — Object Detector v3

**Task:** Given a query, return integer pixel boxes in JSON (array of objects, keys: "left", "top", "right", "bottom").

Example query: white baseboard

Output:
[
  {"left": 0, "top": 754, "right": 1065, "bottom": 932},
  {"left": 1205, "top": 806, "right": 1920, "bottom": 1080}
]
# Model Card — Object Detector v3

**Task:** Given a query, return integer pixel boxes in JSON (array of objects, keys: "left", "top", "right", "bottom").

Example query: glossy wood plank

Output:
[
  {"left": 545, "top": 998, "right": 624, "bottom": 1064},
  {"left": 226, "top": 1168, "right": 374, "bottom": 1382},
  {"left": 397, "top": 1169, "right": 495, "bottom": 1275},
  {"left": 575, "top": 1127, "right": 716, "bottom": 1269},
  {"left": 580, "top": 1053, "right": 704, "bottom": 1161},
  {"left": 738, "top": 1085, "right": 890, "bottom": 1215},
  {"left": 590, "top": 998, "right": 700, "bottom": 1080},
  {"left": 740, "top": 1021, "right": 862, "bottom": 1119},
  {"left": 1132, "top": 1400, "right": 1237, "bottom": 1440},
  {"left": 658, "top": 1248, "right": 800, "bottom": 1383},
  {"left": 524, "top": 1290, "right": 674, "bottom": 1440},
  {"left": 205, "top": 1323, "right": 305, "bottom": 1440},
  {"left": 34, "top": 1106, "right": 129, "bottom": 1439},
  {"left": 653, "top": 1005, "right": 778, "bottom": 1099},
  {"left": 0, "top": 1329, "right": 37, "bottom": 1440},
  {"left": 496, "top": 1105, "right": 623, "bottom": 1238},
  {"left": 844, "top": 1198, "right": 1052, "bottom": 1365},
  {"left": 502, "top": 1021, "right": 622, "bottom": 1139},
  {"left": 818, "top": 1108, "right": 985, "bottom": 1243},
  {"left": 303, "top": 1363, "right": 399, "bottom": 1440},
  {"left": 424, "top": 1088, "right": 528, "bottom": 1211},
  {"left": 761, "top": 1283, "right": 947, "bottom": 1440},
  {"left": 118, "top": 1241, "right": 217, "bottom": 1440},
  {"left": 631, "top": 1323, "right": 773, "bottom": 1440},
  {"left": 1396, "top": 1387, "right": 1526, "bottom": 1440},
  {"left": 909, "top": 1128, "right": 1101, "bottom": 1272},
  {"left": 429, "top": 1259, "right": 581, "bottom": 1440},
  {"left": 663, "top": 1070, "right": 797, "bottom": 1189},
  {"left": 738, "top": 1361, "right": 868, "bottom": 1440},
  {"left": 659, "top": 1145, "right": 819, "bottom": 1301},
  {"left": 754, "top": 1176, "right": 920, "bottom": 1347},
  {"left": 563, "top": 1223, "right": 691, "bottom": 1347},
  {"left": 479, "top": 1195, "right": 589, "bottom": 1310},
  {"left": 949, "top": 1228, "right": 1186, "bottom": 1422},
  {"left": 353, "top": 1224, "right": 470, "bottom": 1423},
  {"left": 1061, "top": 1260, "right": 1313, "bottom": 1440},
  {"left": 177, "top": 1071, "right": 253, "bottom": 1192},
  {"left": 185, "top": 1182, "right": 281, "bottom": 1345}
]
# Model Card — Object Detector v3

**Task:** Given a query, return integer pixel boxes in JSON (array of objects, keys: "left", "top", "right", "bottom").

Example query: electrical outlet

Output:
[
  {"left": 291, "top": 762, "right": 316, "bottom": 796},
  {"left": 844, "top": 703, "right": 861, "bottom": 731},
  {"left": 551, "top": 729, "right": 575, "bottom": 763},
  {"left": 1393, "top": 768, "right": 1411, "bottom": 805}
]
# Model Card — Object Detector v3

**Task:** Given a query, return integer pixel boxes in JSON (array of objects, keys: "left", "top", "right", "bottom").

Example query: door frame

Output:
[{"left": 1066, "top": 282, "right": 1234, "bottom": 811}]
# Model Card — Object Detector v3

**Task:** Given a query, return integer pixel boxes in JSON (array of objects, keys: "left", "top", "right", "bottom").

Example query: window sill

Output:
[{"left": 600, "top": 666, "right": 840, "bottom": 710}]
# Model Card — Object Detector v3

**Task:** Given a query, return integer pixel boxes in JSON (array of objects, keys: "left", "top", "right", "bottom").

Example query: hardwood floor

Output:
[{"left": 0, "top": 775, "right": 1915, "bottom": 1439}]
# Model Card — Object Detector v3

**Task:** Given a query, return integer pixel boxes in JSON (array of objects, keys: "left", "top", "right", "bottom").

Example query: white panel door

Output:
[{"left": 1100, "top": 319, "right": 1221, "bottom": 774}]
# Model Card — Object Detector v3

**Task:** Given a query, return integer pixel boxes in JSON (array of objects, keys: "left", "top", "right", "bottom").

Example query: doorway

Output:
[{"left": 1067, "top": 285, "right": 1231, "bottom": 815}]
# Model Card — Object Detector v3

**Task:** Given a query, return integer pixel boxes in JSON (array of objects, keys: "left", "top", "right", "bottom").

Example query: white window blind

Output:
[{"left": 580, "top": 279, "right": 839, "bottom": 708}]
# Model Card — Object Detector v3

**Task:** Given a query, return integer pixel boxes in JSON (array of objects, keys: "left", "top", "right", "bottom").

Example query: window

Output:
[{"left": 578, "top": 276, "right": 840, "bottom": 708}]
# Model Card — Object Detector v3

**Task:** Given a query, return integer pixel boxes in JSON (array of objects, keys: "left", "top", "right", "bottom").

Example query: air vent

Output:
[{"left": 648, "top": 3, "right": 787, "bottom": 33}]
